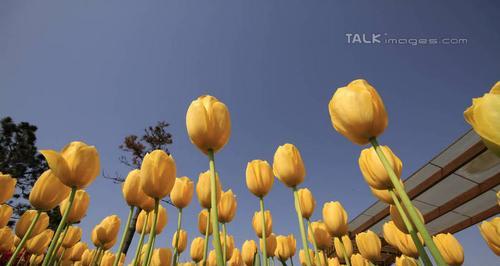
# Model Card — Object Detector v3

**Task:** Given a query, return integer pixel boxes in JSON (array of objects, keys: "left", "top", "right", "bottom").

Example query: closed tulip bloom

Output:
[
  {"left": 0, "top": 173, "right": 16, "bottom": 204},
  {"left": 15, "top": 210, "right": 49, "bottom": 239},
  {"left": 150, "top": 248, "right": 172, "bottom": 266},
  {"left": 359, "top": 146, "right": 402, "bottom": 190},
  {"left": 198, "top": 209, "right": 212, "bottom": 235},
  {"left": 0, "top": 227, "right": 15, "bottom": 252},
  {"left": 60, "top": 189, "right": 90, "bottom": 223},
  {"left": 186, "top": 95, "right": 231, "bottom": 154},
  {"left": 0, "top": 204, "right": 13, "bottom": 227},
  {"left": 328, "top": 257, "right": 341, "bottom": 266},
  {"left": 287, "top": 234, "right": 297, "bottom": 257},
  {"left": 390, "top": 205, "right": 424, "bottom": 234},
  {"left": 334, "top": 235, "right": 352, "bottom": 262},
  {"left": 395, "top": 255, "right": 418, "bottom": 266},
  {"left": 139, "top": 195, "right": 156, "bottom": 212},
  {"left": 140, "top": 150, "right": 176, "bottom": 199},
  {"left": 275, "top": 235, "right": 292, "bottom": 261},
  {"left": 62, "top": 226, "right": 82, "bottom": 248},
  {"left": 100, "top": 251, "right": 117, "bottom": 266},
  {"left": 299, "top": 249, "right": 315, "bottom": 266},
  {"left": 172, "top": 229, "right": 188, "bottom": 253},
  {"left": 298, "top": 188, "right": 316, "bottom": 219},
  {"left": 382, "top": 221, "right": 400, "bottom": 249},
  {"left": 30, "top": 254, "right": 44, "bottom": 265},
  {"left": 322, "top": 201, "right": 348, "bottom": 237},
  {"left": 397, "top": 232, "right": 420, "bottom": 258},
  {"left": 370, "top": 180, "right": 404, "bottom": 204},
  {"left": 145, "top": 204, "right": 167, "bottom": 235},
  {"left": 196, "top": 170, "right": 222, "bottom": 209},
  {"left": 26, "top": 229, "right": 53, "bottom": 255},
  {"left": 40, "top": 141, "right": 100, "bottom": 189},
  {"left": 308, "top": 221, "right": 331, "bottom": 250},
  {"left": 355, "top": 230, "right": 381, "bottom": 261},
  {"left": 260, "top": 233, "right": 277, "bottom": 257},
  {"left": 252, "top": 210, "right": 272, "bottom": 238},
  {"left": 464, "top": 82, "right": 500, "bottom": 156},
  {"left": 218, "top": 233, "right": 235, "bottom": 260},
  {"left": 190, "top": 237, "right": 205, "bottom": 262},
  {"left": 273, "top": 144, "right": 306, "bottom": 187},
  {"left": 328, "top": 79, "right": 388, "bottom": 145},
  {"left": 245, "top": 160, "right": 274, "bottom": 198},
  {"left": 218, "top": 189, "right": 238, "bottom": 223},
  {"left": 242, "top": 240, "right": 257, "bottom": 266},
  {"left": 29, "top": 170, "right": 71, "bottom": 211},
  {"left": 351, "top": 253, "right": 370, "bottom": 266},
  {"left": 96, "top": 215, "right": 121, "bottom": 245},
  {"left": 478, "top": 217, "right": 500, "bottom": 255},
  {"left": 228, "top": 248, "right": 243, "bottom": 266},
  {"left": 432, "top": 233, "right": 464, "bottom": 266},
  {"left": 135, "top": 210, "right": 149, "bottom": 234},
  {"left": 68, "top": 241, "right": 87, "bottom": 261},
  {"left": 171, "top": 176, "right": 194, "bottom": 209},
  {"left": 81, "top": 249, "right": 97, "bottom": 266},
  {"left": 122, "top": 169, "right": 149, "bottom": 207},
  {"left": 207, "top": 249, "right": 218, "bottom": 266}
]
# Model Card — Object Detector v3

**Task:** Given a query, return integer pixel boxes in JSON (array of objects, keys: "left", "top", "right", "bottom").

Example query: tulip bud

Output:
[
  {"left": 242, "top": 240, "right": 257, "bottom": 266},
  {"left": 273, "top": 144, "right": 306, "bottom": 187},
  {"left": 299, "top": 249, "right": 315, "bottom": 266},
  {"left": 228, "top": 248, "right": 243, "bottom": 266},
  {"left": 0, "top": 173, "right": 17, "bottom": 204},
  {"left": 81, "top": 248, "right": 97, "bottom": 266},
  {"left": 217, "top": 233, "right": 235, "bottom": 261},
  {"left": 252, "top": 210, "right": 272, "bottom": 238},
  {"left": 40, "top": 141, "right": 100, "bottom": 189},
  {"left": 298, "top": 188, "right": 316, "bottom": 219},
  {"left": 322, "top": 201, "right": 348, "bottom": 237},
  {"left": 140, "top": 150, "right": 176, "bottom": 199},
  {"left": 100, "top": 251, "right": 118, "bottom": 266},
  {"left": 186, "top": 95, "right": 231, "bottom": 154},
  {"left": 26, "top": 229, "right": 53, "bottom": 255},
  {"left": 369, "top": 179, "right": 404, "bottom": 204},
  {"left": 464, "top": 82, "right": 500, "bottom": 156},
  {"left": 171, "top": 176, "right": 194, "bottom": 209},
  {"left": 207, "top": 249, "right": 218, "bottom": 266},
  {"left": 359, "top": 145, "right": 402, "bottom": 190},
  {"left": 30, "top": 254, "right": 44, "bottom": 265},
  {"left": 382, "top": 221, "right": 400, "bottom": 249},
  {"left": 198, "top": 209, "right": 212, "bottom": 235},
  {"left": 478, "top": 217, "right": 500, "bottom": 255},
  {"left": 328, "top": 79, "right": 388, "bottom": 145},
  {"left": 395, "top": 255, "right": 418, "bottom": 266},
  {"left": 122, "top": 169, "right": 149, "bottom": 207},
  {"left": 145, "top": 204, "right": 168, "bottom": 235},
  {"left": 383, "top": 221, "right": 422, "bottom": 258},
  {"left": 15, "top": 210, "right": 49, "bottom": 239},
  {"left": 355, "top": 230, "right": 381, "bottom": 261},
  {"left": 96, "top": 215, "right": 121, "bottom": 247},
  {"left": 196, "top": 170, "right": 222, "bottom": 209},
  {"left": 0, "top": 227, "right": 15, "bottom": 252},
  {"left": 62, "top": 226, "right": 82, "bottom": 248},
  {"left": 190, "top": 237, "right": 205, "bottom": 263},
  {"left": 433, "top": 233, "right": 464, "bottom": 266},
  {"left": 218, "top": 189, "right": 237, "bottom": 223},
  {"left": 245, "top": 160, "right": 274, "bottom": 198},
  {"left": 287, "top": 234, "right": 297, "bottom": 257},
  {"left": 328, "top": 257, "right": 341, "bottom": 266},
  {"left": 260, "top": 234, "right": 277, "bottom": 258},
  {"left": 29, "top": 170, "right": 71, "bottom": 211},
  {"left": 275, "top": 235, "right": 292, "bottom": 261},
  {"left": 350, "top": 253, "right": 370, "bottom": 266},
  {"left": 308, "top": 221, "right": 331, "bottom": 250},
  {"left": 334, "top": 235, "right": 352, "bottom": 263},
  {"left": 139, "top": 195, "right": 156, "bottom": 212},
  {"left": 60, "top": 189, "right": 90, "bottom": 223},
  {"left": 0, "top": 204, "right": 13, "bottom": 227},
  {"left": 390, "top": 205, "right": 424, "bottom": 234},
  {"left": 172, "top": 229, "right": 188, "bottom": 253},
  {"left": 150, "top": 248, "right": 172, "bottom": 266},
  {"left": 68, "top": 241, "right": 87, "bottom": 261}
]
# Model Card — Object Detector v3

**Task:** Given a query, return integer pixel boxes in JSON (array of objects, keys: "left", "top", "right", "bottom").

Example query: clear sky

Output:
[{"left": 1, "top": 1, "right": 499, "bottom": 265}]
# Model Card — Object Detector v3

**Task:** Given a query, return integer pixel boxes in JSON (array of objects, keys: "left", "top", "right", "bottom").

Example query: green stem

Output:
[
  {"left": 292, "top": 187, "right": 312, "bottom": 266},
  {"left": 144, "top": 199, "right": 159, "bottom": 266},
  {"left": 259, "top": 197, "right": 268, "bottom": 266},
  {"left": 337, "top": 237, "right": 351, "bottom": 266},
  {"left": 50, "top": 224, "right": 70, "bottom": 265},
  {"left": 113, "top": 206, "right": 135, "bottom": 266},
  {"left": 132, "top": 212, "right": 149, "bottom": 266},
  {"left": 42, "top": 188, "right": 77, "bottom": 266},
  {"left": 222, "top": 223, "right": 227, "bottom": 263},
  {"left": 254, "top": 251, "right": 261, "bottom": 266},
  {"left": 389, "top": 189, "right": 432, "bottom": 266},
  {"left": 173, "top": 208, "right": 183, "bottom": 266},
  {"left": 207, "top": 149, "right": 224, "bottom": 266},
  {"left": 370, "top": 138, "right": 447, "bottom": 266},
  {"left": 306, "top": 219, "right": 321, "bottom": 266},
  {"left": 202, "top": 208, "right": 211, "bottom": 266},
  {"left": 96, "top": 248, "right": 105, "bottom": 266},
  {"left": 280, "top": 259, "right": 287, "bottom": 266},
  {"left": 6, "top": 210, "right": 42, "bottom": 266}
]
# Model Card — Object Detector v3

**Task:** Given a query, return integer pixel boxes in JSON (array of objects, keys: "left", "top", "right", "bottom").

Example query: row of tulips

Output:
[{"left": 0, "top": 79, "right": 499, "bottom": 266}]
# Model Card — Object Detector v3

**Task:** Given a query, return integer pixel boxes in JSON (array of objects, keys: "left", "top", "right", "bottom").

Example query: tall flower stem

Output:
[
  {"left": 280, "top": 260, "right": 287, "bottom": 266},
  {"left": 336, "top": 237, "right": 351, "bottom": 266},
  {"left": 289, "top": 257, "right": 294, "bottom": 266},
  {"left": 57, "top": 248, "right": 66, "bottom": 265},
  {"left": 113, "top": 205, "right": 135, "bottom": 266},
  {"left": 259, "top": 197, "right": 268, "bottom": 266},
  {"left": 389, "top": 189, "right": 432, "bottom": 266},
  {"left": 173, "top": 208, "right": 183, "bottom": 266},
  {"left": 370, "top": 138, "right": 447, "bottom": 266},
  {"left": 222, "top": 223, "right": 228, "bottom": 263},
  {"left": 6, "top": 210, "right": 41, "bottom": 266},
  {"left": 43, "top": 187, "right": 77, "bottom": 266},
  {"left": 207, "top": 149, "right": 224, "bottom": 266},
  {"left": 292, "top": 187, "right": 312, "bottom": 266},
  {"left": 306, "top": 219, "right": 321, "bottom": 266},
  {"left": 132, "top": 212, "right": 149, "bottom": 266},
  {"left": 202, "top": 208, "right": 211, "bottom": 266},
  {"left": 144, "top": 199, "right": 160, "bottom": 266},
  {"left": 49, "top": 224, "right": 70, "bottom": 265}
]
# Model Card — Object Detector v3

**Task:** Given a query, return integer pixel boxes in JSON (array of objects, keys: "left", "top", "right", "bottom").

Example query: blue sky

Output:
[{"left": 1, "top": 1, "right": 499, "bottom": 265}]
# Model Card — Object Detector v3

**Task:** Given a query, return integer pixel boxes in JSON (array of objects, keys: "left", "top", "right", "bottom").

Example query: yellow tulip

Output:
[
  {"left": 122, "top": 169, "right": 149, "bottom": 207},
  {"left": 26, "top": 229, "right": 53, "bottom": 255},
  {"left": 171, "top": 176, "right": 195, "bottom": 209},
  {"left": 0, "top": 227, "right": 15, "bottom": 252},
  {"left": 327, "top": 257, "right": 341, "bottom": 266},
  {"left": 275, "top": 235, "right": 292, "bottom": 261},
  {"left": 145, "top": 204, "right": 167, "bottom": 235},
  {"left": 81, "top": 249, "right": 97, "bottom": 266},
  {"left": 478, "top": 217, "right": 500, "bottom": 255},
  {"left": 198, "top": 209, "right": 212, "bottom": 235},
  {"left": 96, "top": 215, "right": 121, "bottom": 246},
  {"left": 370, "top": 180, "right": 404, "bottom": 204},
  {"left": 299, "top": 249, "right": 315, "bottom": 266},
  {"left": 0, "top": 204, "right": 13, "bottom": 227},
  {"left": 273, "top": 143, "right": 306, "bottom": 187},
  {"left": 252, "top": 210, "right": 272, "bottom": 238},
  {"left": 15, "top": 210, "right": 49, "bottom": 239},
  {"left": 100, "top": 251, "right": 118, "bottom": 266},
  {"left": 135, "top": 209, "right": 149, "bottom": 234},
  {"left": 40, "top": 141, "right": 100, "bottom": 189},
  {"left": 287, "top": 234, "right": 297, "bottom": 257},
  {"left": 196, "top": 170, "right": 222, "bottom": 209},
  {"left": 139, "top": 195, "right": 156, "bottom": 212},
  {"left": 140, "top": 150, "right": 176, "bottom": 199},
  {"left": 297, "top": 188, "right": 316, "bottom": 219},
  {"left": 29, "top": 169, "right": 71, "bottom": 211},
  {"left": 67, "top": 241, "right": 88, "bottom": 261},
  {"left": 350, "top": 253, "right": 370, "bottom": 266},
  {"left": 228, "top": 248, "right": 243, "bottom": 266},
  {"left": 390, "top": 205, "right": 424, "bottom": 234},
  {"left": 150, "top": 248, "right": 172, "bottom": 266},
  {"left": 0, "top": 173, "right": 17, "bottom": 204},
  {"left": 172, "top": 229, "right": 188, "bottom": 253},
  {"left": 30, "top": 254, "right": 44, "bottom": 265},
  {"left": 207, "top": 249, "right": 218, "bottom": 266},
  {"left": 383, "top": 221, "right": 419, "bottom": 258},
  {"left": 245, "top": 160, "right": 274, "bottom": 198},
  {"left": 395, "top": 255, "right": 418, "bottom": 266},
  {"left": 382, "top": 221, "right": 400, "bottom": 249},
  {"left": 60, "top": 189, "right": 90, "bottom": 223},
  {"left": 334, "top": 235, "right": 352, "bottom": 263},
  {"left": 318, "top": 251, "right": 327, "bottom": 266},
  {"left": 432, "top": 233, "right": 464, "bottom": 266},
  {"left": 355, "top": 230, "right": 381, "bottom": 261},
  {"left": 186, "top": 95, "right": 231, "bottom": 154},
  {"left": 260, "top": 233, "right": 277, "bottom": 258},
  {"left": 328, "top": 79, "right": 388, "bottom": 145},
  {"left": 464, "top": 82, "right": 500, "bottom": 156},
  {"left": 359, "top": 146, "right": 402, "bottom": 190},
  {"left": 62, "top": 226, "right": 82, "bottom": 248},
  {"left": 190, "top": 237, "right": 205, "bottom": 262},
  {"left": 242, "top": 240, "right": 257, "bottom": 266},
  {"left": 218, "top": 189, "right": 237, "bottom": 223},
  {"left": 308, "top": 221, "right": 331, "bottom": 250},
  {"left": 217, "top": 233, "right": 235, "bottom": 260},
  {"left": 322, "top": 201, "right": 348, "bottom": 237}
]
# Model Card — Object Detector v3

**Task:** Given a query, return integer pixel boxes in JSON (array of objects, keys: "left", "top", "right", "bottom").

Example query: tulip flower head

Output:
[
  {"left": 122, "top": 169, "right": 150, "bottom": 207},
  {"left": 190, "top": 237, "right": 205, "bottom": 262},
  {"left": 217, "top": 233, "right": 235, "bottom": 261},
  {"left": 308, "top": 221, "right": 332, "bottom": 250},
  {"left": 198, "top": 209, "right": 212, "bottom": 235},
  {"left": 334, "top": 235, "right": 353, "bottom": 263},
  {"left": 322, "top": 201, "right": 348, "bottom": 237},
  {"left": 95, "top": 215, "right": 121, "bottom": 248},
  {"left": 67, "top": 241, "right": 88, "bottom": 261},
  {"left": 81, "top": 249, "right": 97, "bottom": 266},
  {"left": 273, "top": 143, "right": 306, "bottom": 187},
  {"left": 478, "top": 217, "right": 500, "bottom": 255},
  {"left": 150, "top": 248, "right": 172, "bottom": 266},
  {"left": 29, "top": 170, "right": 71, "bottom": 211},
  {"left": 245, "top": 160, "right": 274, "bottom": 198},
  {"left": 275, "top": 235, "right": 293, "bottom": 261},
  {"left": 172, "top": 229, "right": 188, "bottom": 253},
  {"left": 171, "top": 176, "right": 195, "bottom": 209},
  {"left": 218, "top": 189, "right": 238, "bottom": 223},
  {"left": 228, "top": 248, "right": 243, "bottom": 266},
  {"left": 351, "top": 253, "right": 370, "bottom": 266},
  {"left": 62, "top": 226, "right": 82, "bottom": 248},
  {"left": 60, "top": 189, "right": 90, "bottom": 223},
  {"left": 0, "top": 204, "right": 13, "bottom": 227},
  {"left": 359, "top": 145, "right": 402, "bottom": 190},
  {"left": 299, "top": 249, "right": 315, "bottom": 266},
  {"left": 196, "top": 170, "right": 222, "bottom": 209},
  {"left": 328, "top": 257, "right": 341, "bottom": 266},
  {"left": 395, "top": 255, "right": 418, "bottom": 266},
  {"left": 432, "top": 233, "right": 464, "bottom": 266},
  {"left": 242, "top": 240, "right": 257, "bottom": 266},
  {"left": 390, "top": 205, "right": 424, "bottom": 234},
  {"left": 15, "top": 210, "right": 49, "bottom": 239},
  {"left": 140, "top": 150, "right": 176, "bottom": 199},
  {"left": 145, "top": 204, "right": 168, "bottom": 235},
  {"left": 260, "top": 233, "right": 277, "bottom": 258},
  {"left": 0, "top": 173, "right": 16, "bottom": 204},
  {"left": 297, "top": 188, "right": 316, "bottom": 219},
  {"left": 355, "top": 230, "right": 381, "bottom": 261},
  {"left": 25, "top": 229, "right": 53, "bottom": 255},
  {"left": 208, "top": 249, "right": 217, "bottom": 266},
  {"left": 252, "top": 210, "right": 272, "bottom": 238},
  {"left": 0, "top": 227, "right": 15, "bottom": 252}
]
